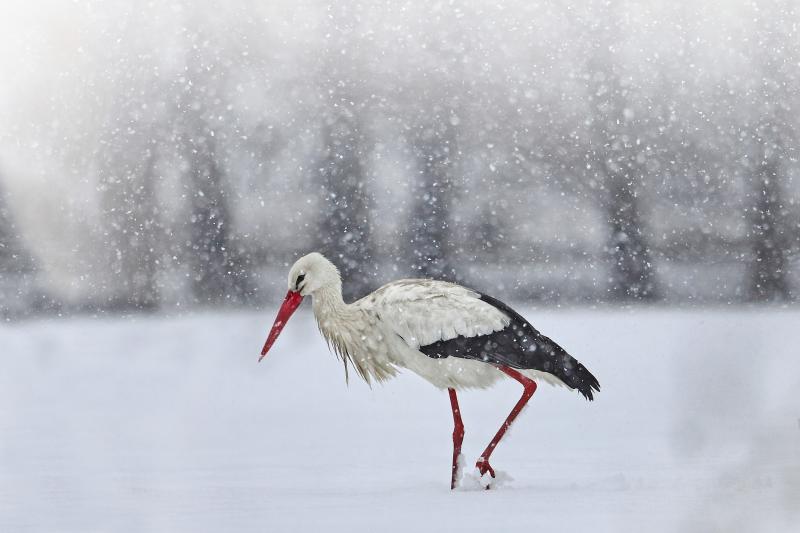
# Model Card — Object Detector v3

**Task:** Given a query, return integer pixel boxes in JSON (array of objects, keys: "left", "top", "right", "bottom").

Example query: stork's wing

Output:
[
  {"left": 360, "top": 280, "right": 601, "bottom": 401},
  {"left": 358, "top": 279, "right": 511, "bottom": 348}
]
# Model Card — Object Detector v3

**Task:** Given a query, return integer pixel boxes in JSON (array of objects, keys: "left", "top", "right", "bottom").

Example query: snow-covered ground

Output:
[{"left": 1, "top": 308, "right": 798, "bottom": 532}]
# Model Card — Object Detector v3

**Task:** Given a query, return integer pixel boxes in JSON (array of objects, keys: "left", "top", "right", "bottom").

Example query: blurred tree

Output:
[
  {"left": 0, "top": 174, "right": 35, "bottom": 276},
  {"left": 316, "top": 104, "right": 376, "bottom": 302},
  {"left": 95, "top": 20, "right": 164, "bottom": 311},
  {"left": 314, "top": 3, "right": 377, "bottom": 302},
  {"left": 178, "top": 37, "right": 254, "bottom": 305},
  {"left": 471, "top": 205, "right": 510, "bottom": 262},
  {"left": 747, "top": 137, "right": 790, "bottom": 301},
  {"left": 98, "top": 140, "right": 161, "bottom": 310},
  {"left": 406, "top": 113, "right": 461, "bottom": 282},
  {"left": 742, "top": 2, "right": 797, "bottom": 302},
  {"left": 398, "top": 12, "right": 470, "bottom": 284},
  {"left": 0, "top": 171, "right": 38, "bottom": 318},
  {"left": 583, "top": 5, "right": 659, "bottom": 301}
]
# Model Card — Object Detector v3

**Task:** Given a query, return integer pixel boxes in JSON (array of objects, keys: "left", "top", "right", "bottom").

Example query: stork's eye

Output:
[{"left": 295, "top": 273, "right": 306, "bottom": 289}]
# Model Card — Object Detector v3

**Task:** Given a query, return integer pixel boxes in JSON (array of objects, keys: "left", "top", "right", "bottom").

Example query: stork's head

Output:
[
  {"left": 259, "top": 252, "right": 340, "bottom": 361},
  {"left": 286, "top": 252, "right": 341, "bottom": 297}
]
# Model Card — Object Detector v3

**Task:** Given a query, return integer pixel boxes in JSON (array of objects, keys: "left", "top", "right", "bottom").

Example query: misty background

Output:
[
  {"left": 1, "top": 0, "right": 798, "bottom": 318},
  {"left": 1, "top": 2, "right": 799, "bottom": 532}
]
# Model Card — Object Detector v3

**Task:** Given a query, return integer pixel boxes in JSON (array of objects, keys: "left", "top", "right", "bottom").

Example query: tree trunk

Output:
[
  {"left": 186, "top": 131, "right": 253, "bottom": 305},
  {"left": 747, "top": 148, "right": 790, "bottom": 301},
  {"left": 406, "top": 119, "right": 460, "bottom": 282},
  {"left": 0, "top": 174, "right": 38, "bottom": 319},
  {"left": 99, "top": 141, "right": 161, "bottom": 311},
  {"left": 585, "top": 46, "right": 660, "bottom": 302},
  {"left": 316, "top": 114, "right": 375, "bottom": 302},
  {"left": 0, "top": 176, "right": 35, "bottom": 276},
  {"left": 128, "top": 147, "right": 160, "bottom": 309},
  {"left": 605, "top": 170, "right": 658, "bottom": 301}
]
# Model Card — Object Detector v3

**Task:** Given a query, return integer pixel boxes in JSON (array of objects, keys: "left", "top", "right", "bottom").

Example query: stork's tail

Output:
[
  {"left": 533, "top": 332, "right": 600, "bottom": 400},
  {"left": 507, "top": 325, "right": 600, "bottom": 400},
  {"left": 475, "top": 292, "right": 601, "bottom": 400},
  {"left": 568, "top": 360, "right": 601, "bottom": 401},
  {"left": 550, "top": 346, "right": 600, "bottom": 401}
]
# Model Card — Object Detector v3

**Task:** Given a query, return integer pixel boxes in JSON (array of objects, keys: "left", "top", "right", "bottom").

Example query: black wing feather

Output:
[{"left": 418, "top": 293, "right": 601, "bottom": 400}]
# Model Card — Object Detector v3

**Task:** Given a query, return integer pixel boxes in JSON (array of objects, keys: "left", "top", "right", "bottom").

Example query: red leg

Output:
[
  {"left": 475, "top": 367, "right": 537, "bottom": 485},
  {"left": 448, "top": 388, "right": 465, "bottom": 490}
]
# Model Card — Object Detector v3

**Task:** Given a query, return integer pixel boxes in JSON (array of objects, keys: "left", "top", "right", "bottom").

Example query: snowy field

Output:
[{"left": 1, "top": 308, "right": 798, "bottom": 533}]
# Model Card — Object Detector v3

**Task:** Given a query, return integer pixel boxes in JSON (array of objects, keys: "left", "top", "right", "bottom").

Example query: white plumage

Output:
[
  {"left": 346, "top": 279, "right": 513, "bottom": 389},
  {"left": 362, "top": 280, "right": 510, "bottom": 348},
  {"left": 267, "top": 252, "right": 569, "bottom": 390},
  {"left": 290, "top": 254, "right": 507, "bottom": 389},
  {"left": 260, "top": 251, "right": 599, "bottom": 489}
]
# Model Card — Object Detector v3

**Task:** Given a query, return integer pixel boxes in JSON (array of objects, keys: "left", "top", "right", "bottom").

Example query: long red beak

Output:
[{"left": 259, "top": 290, "right": 304, "bottom": 362}]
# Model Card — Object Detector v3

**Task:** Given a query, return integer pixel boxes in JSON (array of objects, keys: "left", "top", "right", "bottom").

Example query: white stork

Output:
[{"left": 259, "top": 252, "right": 600, "bottom": 489}]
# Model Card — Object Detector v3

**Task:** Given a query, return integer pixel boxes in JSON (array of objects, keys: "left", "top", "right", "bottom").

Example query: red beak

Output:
[{"left": 259, "top": 290, "right": 304, "bottom": 362}]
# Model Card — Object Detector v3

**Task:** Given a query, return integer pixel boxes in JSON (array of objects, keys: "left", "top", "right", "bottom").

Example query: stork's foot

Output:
[
  {"left": 451, "top": 453, "right": 463, "bottom": 490},
  {"left": 475, "top": 457, "right": 496, "bottom": 489},
  {"left": 476, "top": 457, "right": 495, "bottom": 477}
]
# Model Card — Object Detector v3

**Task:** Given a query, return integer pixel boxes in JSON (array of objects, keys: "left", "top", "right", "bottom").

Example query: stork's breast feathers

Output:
[{"left": 360, "top": 280, "right": 511, "bottom": 349}]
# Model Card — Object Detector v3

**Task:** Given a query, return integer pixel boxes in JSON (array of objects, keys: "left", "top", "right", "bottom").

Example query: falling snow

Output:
[
  {"left": 1, "top": 1, "right": 799, "bottom": 311},
  {"left": 1, "top": 0, "right": 799, "bottom": 531}
]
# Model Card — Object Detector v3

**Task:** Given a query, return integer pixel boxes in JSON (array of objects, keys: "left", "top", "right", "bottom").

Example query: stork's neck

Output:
[
  {"left": 309, "top": 278, "right": 395, "bottom": 385},
  {"left": 311, "top": 280, "right": 347, "bottom": 318}
]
